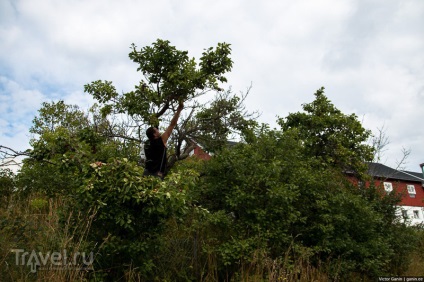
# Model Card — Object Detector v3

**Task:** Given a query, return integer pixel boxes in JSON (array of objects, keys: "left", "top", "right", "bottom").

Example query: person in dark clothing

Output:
[{"left": 143, "top": 101, "right": 184, "bottom": 178}]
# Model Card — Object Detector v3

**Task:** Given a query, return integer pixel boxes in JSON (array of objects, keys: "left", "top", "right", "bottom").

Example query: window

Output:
[
  {"left": 402, "top": 210, "right": 409, "bottom": 219},
  {"left": 407, "top": 185, "right": 416, "bottom": 198},
  {"left": 383, "top": 182, "right": 393, "bottom": 193},
  {"left": 413, "top": 210, "right": 420, "bottom": 219}
]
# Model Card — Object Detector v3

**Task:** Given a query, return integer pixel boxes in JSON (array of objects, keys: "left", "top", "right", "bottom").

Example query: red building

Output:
[
  {"left": 359, "top": 163, "right": 424, "bottom": 225},
  {"left": 191, "top": 145, "right": 211, "bottom": 160}
]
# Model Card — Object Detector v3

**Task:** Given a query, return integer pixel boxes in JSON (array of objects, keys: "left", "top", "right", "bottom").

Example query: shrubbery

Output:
[{"left": 1, "top": 40, "right": 423, "bottom": 281}]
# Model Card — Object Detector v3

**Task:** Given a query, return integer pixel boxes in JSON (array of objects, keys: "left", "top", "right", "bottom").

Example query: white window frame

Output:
[
  {"left": 383, "top": 182, "right": 393, "bottom": 193},
  {"left": 407, "top": 185, "right": 416, "bottom": 197}
]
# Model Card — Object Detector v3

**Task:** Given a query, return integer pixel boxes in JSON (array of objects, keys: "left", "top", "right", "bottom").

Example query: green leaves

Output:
[
  {"left": 199, "top": 42, "right": 233, "bottom": 88},
  {"left": 30, "top": 100, "right": 89, "bottom": 135},
  {"left": 188, "top": 116, "right": 411, "bottom": 279},
  {"left": 80, "top": 39, "right": 255, "bottom": 172},
  {"left": 196, "top": 128, "right": 305, "bottom": 263},
  {"left": 6, "top": 36, "right": 420, "bottom": 280},
  {"left": 84, "top": 80, "right": 118, "bottom": 104},
  {"left": 72, "top": 157, "right": 197, "bottom": 276},
  {"left": 86, "top": 39, "right": 234, "bottom": 126},
  {"left": 279, "top": 87, "right": 373, "bottom": 177},
  {"left": 193, "top": 90, "right": 257, "bottom": 153}
]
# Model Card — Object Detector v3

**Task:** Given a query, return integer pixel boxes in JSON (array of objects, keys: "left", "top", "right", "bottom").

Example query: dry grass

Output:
[
  {"left": 1, "top": 194, "right": 423, "bottom": 281},
  {"left": 404, "top": 229, "right": 424, "bottom": 276},
  {"left": 0, "top": 194, "right": 98, "bottom": 281}
]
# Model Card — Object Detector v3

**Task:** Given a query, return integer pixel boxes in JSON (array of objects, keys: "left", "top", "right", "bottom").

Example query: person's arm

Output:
[{"left": 161, "top": 101, "right": 184, "bottom": 145}]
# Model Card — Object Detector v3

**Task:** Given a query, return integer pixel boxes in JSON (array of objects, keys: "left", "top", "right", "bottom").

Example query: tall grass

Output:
[
  {"left": 404, "top": 227, "right": 424, "bottom": 276},
  {"left": 0, "top": 193, "right": 97, "bottom": 281},
  {"left": 1, "top": 192, "right": 423, "bottom": 281}
]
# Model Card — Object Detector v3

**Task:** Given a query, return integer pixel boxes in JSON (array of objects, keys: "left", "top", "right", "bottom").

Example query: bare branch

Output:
[
  {"left": 394, "top": 147, "right": 411, "bottom": 171},
  {"left": 0, "top": 145, "right": 30, "bottom": 158},
  {"left": 371, "top": 125, "right": 390, "bottom": 163}
]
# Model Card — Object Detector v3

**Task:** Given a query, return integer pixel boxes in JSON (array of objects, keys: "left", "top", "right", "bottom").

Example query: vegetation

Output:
[{"left": 1, "top": 39, "right": 423, "bottom": 281}]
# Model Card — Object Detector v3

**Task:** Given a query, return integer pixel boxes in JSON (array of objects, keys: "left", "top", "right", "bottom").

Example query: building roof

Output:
[
  {"left": 367, "top": 162, "right": 424, "bottom": 182},
  {"left": 402, "top": 170, "right": 424, "bottom": 180}
]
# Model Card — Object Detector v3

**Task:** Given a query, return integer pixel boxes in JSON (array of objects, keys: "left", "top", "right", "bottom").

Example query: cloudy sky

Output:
[{"left": 1, "top": 0, "right": 423, "bottom": 172}]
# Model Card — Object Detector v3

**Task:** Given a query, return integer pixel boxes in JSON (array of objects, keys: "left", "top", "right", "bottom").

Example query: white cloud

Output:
[
  {"left": 0, "top": 76, "right": 46, "bottom": 155},
  {"left": 1, "top": 0, "right": 423, "bottom": 171},
  {"left": 0, "top": 76, "right": 45, "bottom": 120}
]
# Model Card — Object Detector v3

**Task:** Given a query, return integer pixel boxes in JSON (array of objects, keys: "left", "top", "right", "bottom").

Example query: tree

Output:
[
  {"left": 84, "top": 39, "right": 256, "bottom": 172},
  {"left": 1, "top": 39, "right": 255, "bottom": 174},
  {"left": 192, "top": 119, "right": 411, "bottom": 280},
  {"left": 13, "top": 101, "right": 141, "bottom": 198},
  {"left": 278, "top": 87, "right": 374, "bottom": 178},
  {"left": 1, "top": 39, "right": 255, "bottom": 279},
  {"left": 10, "top": 100, "right": 199, "bottom": 279}
]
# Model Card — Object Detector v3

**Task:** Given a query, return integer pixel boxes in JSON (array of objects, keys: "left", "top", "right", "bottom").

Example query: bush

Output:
[
  {"left": 73, "top": 158, "right": 197, "bottom": 279},
  {"left": 188, "top": 127, "right": 419, "bottom": 281}
]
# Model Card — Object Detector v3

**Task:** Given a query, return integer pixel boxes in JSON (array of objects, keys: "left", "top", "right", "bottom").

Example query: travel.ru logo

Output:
[{"left": 11, "top": 249, "right": 94, "bottom": 273}]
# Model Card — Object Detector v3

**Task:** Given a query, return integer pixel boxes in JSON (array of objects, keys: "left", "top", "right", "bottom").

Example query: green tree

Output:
[
  {"left": 5, "top": 39, "right": 255, "bottom": 280},
  {"left": 189, "top": 89, "right": 412, "bottom": 280},
  {"left": 192, "top": 127, "right": 407, "bottom": 280},
  {"left": 194, "top": 127, "right": 303, "bottom": 270},
  {"left": 17, "top": 101, "right": 139, "bottom": 198},
  {"left": 11, "top": 100, "right": 198, "bottom": 279},
  {"left": 84, "top": 39, "right": 256, "bottom": 171},
  {"left": 278, "top": 87, "right": 374, "bottom": 177}
]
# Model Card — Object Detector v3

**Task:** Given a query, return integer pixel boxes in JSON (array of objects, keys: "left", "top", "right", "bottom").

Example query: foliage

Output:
[
  {"left": 18, "top": 101, "right": 140, "bottom": 198},
  {"left": 188, "top": 129, "right": 301, "bottom": 279},
  {"left": 279, "top": 87, "right": 374, "bottom": 178},
  {"left": 0, "top": 169, "right": 14, "bottom": 209},
  {"left": 189, "top": 91, "right": 414, "bottom": 280},
  {"left": 84, "top": 39, "right": 255, "bottom": 171},
  {"left": 30, "top": 100, "right": 89, "bottom": 135},
  {"left": 84, "top": 39, "right": 233, "bottom": 125},
  {"left": 1, "top": 39, "right": 423, "bottom": 281},
  {"left": 0, "top": 193, "right": 96, "bottom": 281},
  {"left": 5, "top": 101, "right": 199, "bottom": 279},
  {"left": 71, "top": 158, "right": 198, "bottom": 279},
  {"left": 404, "top": 227, "right": 424, "bottom": 276}
]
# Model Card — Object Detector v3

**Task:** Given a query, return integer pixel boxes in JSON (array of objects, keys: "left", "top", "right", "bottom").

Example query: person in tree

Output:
[{"left": 143, "top": 100, "right": 184, "bottom": 178}]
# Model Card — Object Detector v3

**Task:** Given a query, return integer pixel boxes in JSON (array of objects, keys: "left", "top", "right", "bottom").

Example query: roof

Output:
[
  {"left": 367, "top": 162, "right": 424, "bottom": 182},
  {"left": 402, "top": 170, "right": 424, "bottom": 180}
]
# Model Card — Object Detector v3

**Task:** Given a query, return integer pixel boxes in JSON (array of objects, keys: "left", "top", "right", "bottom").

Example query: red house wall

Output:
[
  {"left": 347, "top": 176, "right": 424, "bottom": 207},
  {"left": 193, "top": 146, "right": 211, "bottom": 160},
  {"left": 374, "top": 179, "right": 424, "bottom": 207}
]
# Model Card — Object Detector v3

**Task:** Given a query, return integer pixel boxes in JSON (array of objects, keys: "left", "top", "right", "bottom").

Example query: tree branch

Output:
[
  {"left": 155, "top": 101, "right": 170, "bottom": 118},
  {"left": 105, "top": 133, "right": 142, "bottom": 143},
  {"left": 0, "top": 145, "right": 30, "bottom": 158}
]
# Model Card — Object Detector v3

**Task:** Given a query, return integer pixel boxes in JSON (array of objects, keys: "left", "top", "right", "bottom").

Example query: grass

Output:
[
  {"left": 404, "top": 227, "right": 424, "bottom": 277},
  {"left": 0, "top": 194, "right": 98, "bottom": 281},
  {"left": 1, "top": 192, "right": 423, "bottom": 281}
]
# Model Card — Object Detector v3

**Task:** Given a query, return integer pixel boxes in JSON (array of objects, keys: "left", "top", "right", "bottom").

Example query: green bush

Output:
[
  {"left": 73, "top": 158, "right": 197, "bottom": 279},
  {"left": 188, "top": 127, "right": 418, "bottom": 281}
]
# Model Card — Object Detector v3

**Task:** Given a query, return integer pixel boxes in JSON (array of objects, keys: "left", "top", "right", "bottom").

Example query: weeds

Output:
[{"left": 1, "top": 191, "right": 422, "bottom": 281}]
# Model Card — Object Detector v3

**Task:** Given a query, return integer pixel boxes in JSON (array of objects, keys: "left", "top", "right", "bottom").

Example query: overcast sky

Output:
[{"left": 1, "top": 0, "right": 423, "bottom": 172}]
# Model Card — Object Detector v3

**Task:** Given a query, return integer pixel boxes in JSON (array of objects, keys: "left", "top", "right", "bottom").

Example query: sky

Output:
[{"left": 1, "top": 0, "right": 423, "bottom": 172}]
